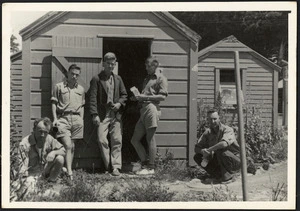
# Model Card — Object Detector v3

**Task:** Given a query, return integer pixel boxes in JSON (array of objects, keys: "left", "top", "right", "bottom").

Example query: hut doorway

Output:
[{"left": 103, "top": 38, "right": 151, "bottom": 163}]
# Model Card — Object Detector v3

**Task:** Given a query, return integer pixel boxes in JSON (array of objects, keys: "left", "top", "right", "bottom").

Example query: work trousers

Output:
[{"left": 96, "top": 110, "right": 122, "bottom": 170}]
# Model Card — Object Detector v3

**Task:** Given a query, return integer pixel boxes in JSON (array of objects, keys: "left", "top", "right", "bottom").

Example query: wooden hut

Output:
[
  {"left": 197, "top": 35, "right": 281, "bottom": 126},
  {"left": 10, "top": 51, "right": 23, "bottom": 140},
  {"left": 18, "top": 11, "right": 201, "bottom": 168}
]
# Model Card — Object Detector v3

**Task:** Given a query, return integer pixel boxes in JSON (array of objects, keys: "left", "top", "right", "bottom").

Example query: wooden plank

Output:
[
  {"left": 156, "top": 134, "right": 187, "bottom": 146},
  {"left": 152, "top": 40, "right": 189, "bottom": 54},
  {"left": 154, "top": 54, "right": 188, "bottom": 67},
  {"left": 11, "top": 64, "right": 22, "bottom": 69},
  {"left": 247, "top": 72, "right": 272, "bottom": 77},
  {"left": 168, "top": 81, "right": 187, "bottom": 93},
  {"left": 247, "top": 99, "right": 273, "bottom": 104},
  {"left": 247, "top": 90, "right": 273, "bottom": 95},
  {"left": 157, "top": 147, "right": 186, "bottom": 159},
  {"left": 199, "top": 62, "right": 260, "bottom": 69},
  {"left": 197, "top": 85, "right": 215, "bottom": 90},
  {"left": 11, "top": 91, "right": 23, "bottom": 96},
  {"left": 215, "top": 68, "right": 220, "bottom": 101},
  {"left": 157, "top": 121, "right": 187, "bottom": 133},
  {"left": 11, "top": 60, "right": 23, "bottom": 65},
  {"left": 31, "top": 92, "right": 51, "bottom": 105},
  {"left": 31, "top": 106, "right": 52, "bottom": 119},
  {"left": 22, "top": 39, "right": 31, "bottom": 135},
  {"left": 247, "top": 83, "right": 273, "bottom": 92},
  {"left": 246, "top": 68, "right": 273, "bottom": 74},
  {"left": 198, "top": 75, "right": 214, "bottom": 81},
  {"left": 31, "top": 51, "right": 52, "bottom": 64},
  {"left": 248, "top": 95, "right": 273, "bottom": 100},
  {"left": 11, "top": 70, "right": 22, "bottom": 75},
  {"left": 53, "top": 47, "right": 102, "bottom": 58},
  {"left": 31, "top": 64, "right": 51, "bottom": 77},
  {"left": 59, "top": 12, "right": 168, "bottom": 27},
  {"left": 197, "top": 80, "right": 214, "bottom": 85},
  {"left": 31, "top": 78, "right": 51, "bottom": 91},
  {"left": 188, "top": 42, "right": 198, "bottom": 165},
  {"left": 160, "top": 108, "right": 187, "bottom": 120},
  {"left": 11, "top": 75, "right": 23, "bottom": 80},
  {"left": 273, "top": 70, "right": 278, "bottom": 127},
  {"left": 43, "top": 24, "right": 185, "bottom": 41},
  {"left": 246, "top": 77, "right": 273, "bottom": 82},
  {"left": 162, "top": 68, "right": 187, "bottom": 80},
  {"left": 202, "top": 57, "right": 257, "bottom": 64},
  {"left": 247, "top": 81, "right": 273, "bottom": 86},
  {"left": 197, "top": 71, "right": 214, "bottom": 76},
  {"left": 198, "top": 66, "right": 215, "bottom": 71},
  {"left": 197, "top": 89, "right": 215, "bottom": 94},
  {"left": 217, "top": 42, "right": 248, "bottom": 48},
  {"left": 160, "top": 94, "right": 187, "bottom": 106},
  {"left": 31, "top": 37, "right": 52, "bottom": 50}
]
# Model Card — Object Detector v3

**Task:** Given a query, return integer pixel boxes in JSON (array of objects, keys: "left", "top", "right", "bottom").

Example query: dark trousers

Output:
[{"left": 194, "top": 149, "right": 241, "bottom": 180}]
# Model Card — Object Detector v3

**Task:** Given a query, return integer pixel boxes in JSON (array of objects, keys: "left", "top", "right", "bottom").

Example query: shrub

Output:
[
  {"left": 109, "top": 178, "right": 175, "bottom": 202},
  {"left": 272, "top": 183, "right": 287, "bottom": 201}
]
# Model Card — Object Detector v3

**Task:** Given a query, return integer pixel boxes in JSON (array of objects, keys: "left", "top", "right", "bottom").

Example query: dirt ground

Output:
[
  {"left": 38, "top": 161, "right": 287, "bottom": 202},
  {"left": 165, "top": 161, "right": 288, "bottom": 201}
]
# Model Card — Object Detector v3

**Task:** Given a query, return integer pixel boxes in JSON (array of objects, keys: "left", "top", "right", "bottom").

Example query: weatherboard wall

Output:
[
  {"left": 21, "top": 12, "right": 199, "bottom": 166},
  {"left": 198, "top": 49, "right": 278, "bottom": 125}
]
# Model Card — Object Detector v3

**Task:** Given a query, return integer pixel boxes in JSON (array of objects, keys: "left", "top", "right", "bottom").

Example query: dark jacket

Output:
[{"left": 89, "top": 72, "right": 128, "bottom": 121}]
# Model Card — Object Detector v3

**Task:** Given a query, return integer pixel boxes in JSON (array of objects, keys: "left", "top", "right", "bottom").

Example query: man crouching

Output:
[
  {"left": 18, "top": 117, "right": 66, "bottom": 182},
  {"left": 194, "top": 108, "right": 241, "bottom": 184}
]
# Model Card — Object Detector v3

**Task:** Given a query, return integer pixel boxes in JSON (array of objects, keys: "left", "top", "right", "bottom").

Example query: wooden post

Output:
[{"left": 234, "top": 51, "right": 248, "bottom": 201}]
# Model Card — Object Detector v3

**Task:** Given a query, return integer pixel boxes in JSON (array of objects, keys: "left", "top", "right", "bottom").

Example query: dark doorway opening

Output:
[{"left": 103, "top": 38, "right": 151, "bottom": 164}]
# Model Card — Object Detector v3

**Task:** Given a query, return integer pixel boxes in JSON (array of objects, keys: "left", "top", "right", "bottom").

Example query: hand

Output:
[
  {"left": 53, "top": 119, "right": 59, "bottom": 127},
  {"left": 46, "top": 151, "right": 56, "bottom": 162},
  {"left": 111, "top": 103, "right": 121, "bottom": 112},
  {"left": 201, "top": 148, "right": 211, "bottom": 157},
  {"left": 136, "top": 94, "right": 147, "bottom": 102},
  {"left": 92, "top": 115, "right": 100, "bottom": 126}
]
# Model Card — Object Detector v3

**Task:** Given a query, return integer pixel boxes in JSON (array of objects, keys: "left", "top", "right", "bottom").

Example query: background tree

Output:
[
  {"left": 171, "top": 11, "right": 288, "bottom": 63},
  {"left": 10, "top": 34, "right": 20, "bottom": 54}
]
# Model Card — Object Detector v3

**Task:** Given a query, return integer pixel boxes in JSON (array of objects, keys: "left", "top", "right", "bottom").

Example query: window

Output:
[{"left": 219, "top": 69, "right": 244, "bottom": 105}]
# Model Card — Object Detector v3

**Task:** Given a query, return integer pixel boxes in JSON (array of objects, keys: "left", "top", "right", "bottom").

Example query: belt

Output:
[{"left": 61, "top": 111, "right": 80, "bottom": 116}]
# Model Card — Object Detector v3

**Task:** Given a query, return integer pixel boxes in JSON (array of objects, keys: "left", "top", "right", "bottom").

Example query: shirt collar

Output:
[
  {"left": 99, "top": 71, "right": 114, "bottom": 81},
  {"left": 210, "top": 122, "right": 224, "bottom": 134},
  {"left": 63, "top": 78, "right": 78, "bottom": 88},
  {"left": 28, "top": 133, "right": 37, "bottom": 146}
]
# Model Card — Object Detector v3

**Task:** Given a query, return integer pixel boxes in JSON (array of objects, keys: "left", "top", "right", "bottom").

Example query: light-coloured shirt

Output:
[
  {"left": 196, "top": 123, "right": 240, "bottom": 155},
  {"left": 141, "top": 68, "right": 168, "bottom": 103},
  {"left": 18, "top": 133, "right": 65, "bottom": 176},
  {"left": 51, "top": 80, "right": 85, "bottom": 113}
]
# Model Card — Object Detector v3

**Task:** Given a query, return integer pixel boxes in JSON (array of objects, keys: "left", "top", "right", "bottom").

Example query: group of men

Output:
[{"left": 18, "top": 52, "right": 241, "bottom": 185}]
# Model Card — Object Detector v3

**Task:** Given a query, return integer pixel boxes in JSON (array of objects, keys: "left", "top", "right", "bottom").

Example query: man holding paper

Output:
[{"left": 130, "top": 56, "right": 168, "bottom": 175}]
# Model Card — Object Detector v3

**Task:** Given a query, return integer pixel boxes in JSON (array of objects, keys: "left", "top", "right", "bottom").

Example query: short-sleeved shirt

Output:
[
  {"left": 18, "top": 133, "right": 65, "bottom": 175},
  {"left": 196, "top": 123, "right": 240, "bottom": 155},
  {"left": 51, "top": 80, "right": 85, "bottom": 113},
  {"left": 141, "top": 68, "right": 168, "bottom": 103}
]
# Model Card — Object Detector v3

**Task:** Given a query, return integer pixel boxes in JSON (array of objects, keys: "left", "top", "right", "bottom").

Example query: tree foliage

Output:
[
  {"left": 171, "top": 11, "right": 288, "bottom": 61},
  {"left": 10, "top": 34, "right": 20, "bottom": 54}
]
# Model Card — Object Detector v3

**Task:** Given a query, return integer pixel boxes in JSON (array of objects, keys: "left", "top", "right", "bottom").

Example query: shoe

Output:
[
  {"left": 136, "top": 168, "right": 155, "bottom": 175},
  {"left": 220, "top": 176, "right": 236, "bottom": 184},
  {"left": 111, "top": 168, "right": 121, "bottom": 176}
]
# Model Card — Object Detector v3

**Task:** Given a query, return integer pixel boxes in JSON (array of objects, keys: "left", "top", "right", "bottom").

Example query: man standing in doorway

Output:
[
  {"left": 131, "top": 56, "right": 168, "bottom": 175},
  {"left": 89, "top": 52, "right": 127, "bottom": 176},
  {"left": 194, "top": 108, "right": 241, "bottom": 184},
  {"left": 51, "top": 64, "right": 85, "bottom": 181}
]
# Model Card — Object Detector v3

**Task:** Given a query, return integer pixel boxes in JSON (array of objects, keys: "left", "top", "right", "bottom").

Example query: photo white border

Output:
[{"left": 2, "top": 2, "right": 297, "bottom": 209}]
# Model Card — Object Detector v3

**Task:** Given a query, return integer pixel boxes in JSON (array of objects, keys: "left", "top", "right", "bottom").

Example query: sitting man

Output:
[
  {"left": 194, "top": 108, "right": 241, "bottom": 183},
  {"left": 18, "top": 117, "right": 66, "bottom": 183}
]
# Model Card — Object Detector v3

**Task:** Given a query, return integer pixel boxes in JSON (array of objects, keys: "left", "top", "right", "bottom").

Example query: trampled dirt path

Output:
[{"left": 165, "top": 161, "right": 288, "bottom": 201}]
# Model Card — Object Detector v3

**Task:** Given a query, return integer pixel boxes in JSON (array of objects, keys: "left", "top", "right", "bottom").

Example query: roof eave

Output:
[
  {"left": 19, "top": 11, "right": 69, "bottom": 40},
  {"left": 153, "top": 12, "right": 201, "bottom": 45},
  {"left": 10, "top": 51, "right": 22, "bottom": 62}
]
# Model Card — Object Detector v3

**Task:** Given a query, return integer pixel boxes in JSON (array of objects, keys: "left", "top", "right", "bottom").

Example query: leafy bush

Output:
[
  {"left": 109, "top": 178, "right": 175, "bottom": 202},
  {"left": 155, "top": 150, "right": 207, "bottom": 181}
]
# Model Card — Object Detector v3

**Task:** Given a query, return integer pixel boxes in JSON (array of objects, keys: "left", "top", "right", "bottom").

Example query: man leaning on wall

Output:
[{"left": 51, "top": 64, "right": 85, "bottom": 181}]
